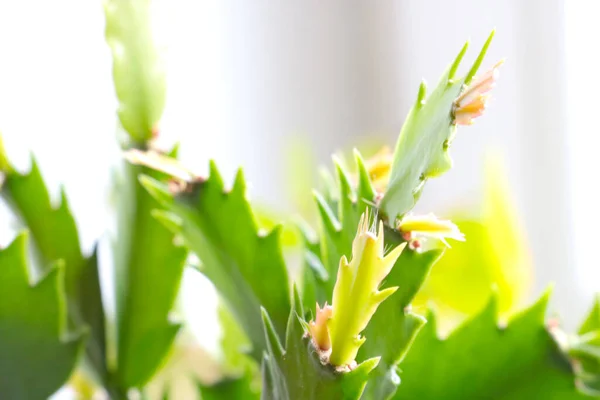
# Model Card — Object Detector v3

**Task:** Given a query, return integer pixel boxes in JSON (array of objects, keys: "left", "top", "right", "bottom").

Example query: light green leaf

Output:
[
  {"left": 104, "top": 0, "right": 166, "bottom": 143},
  {"left": 141, "top": 161, "right": 291, "bottom": 361},
  {"left": 309, "top": 152, "right": 375, "bottom": 305},
  {"left": 395, "top": 290, "right": 592, "bottom": 399},
  {"left": 113, "top": 160, "right": 188, "bottom": 388},
  {"left": 0, "top": 233, "right": 85, "bottom": 399},
  {"left": 217, "top": 303, "right": 254, "bottom": 375},
  {"left": 380, "top": 31, "right": 495, "bottom": 220},
  {"left": 0, "top": 133, "right": 9, "bottom": 176}
]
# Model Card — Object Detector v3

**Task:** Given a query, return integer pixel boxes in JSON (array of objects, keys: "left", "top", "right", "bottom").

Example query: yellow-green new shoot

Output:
[{"left": 327, "top": 211, "right": 405, "bottom": 367}]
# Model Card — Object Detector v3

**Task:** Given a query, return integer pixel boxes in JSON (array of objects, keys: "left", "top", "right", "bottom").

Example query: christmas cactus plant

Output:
[{"left": 0, "top": 2, "right": 598, "bottom": 399}]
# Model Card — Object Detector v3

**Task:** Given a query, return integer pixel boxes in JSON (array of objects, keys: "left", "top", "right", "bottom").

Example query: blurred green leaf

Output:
[
  {"left": 396, "top": 290, "right": 591, "bottom": 399},
  {"left": 261, "top": 288, "right": 379, "bottom": 400},
  {"left": 581, "top": 299, "right": 600, "bottom": 335},
  {"left": 198, "top": 368, "right": 260, "bottom": 400},
  {"left": 563, "top": 298, "right": 600, "bottom": 394},
  {"left": 1, "top": 156, "right": 83, "bottom": 288},
  {"left": 296, "top": 220, "right": 328, "bottom": 315},
  {"left": 217, "top": 304, "right": 254, "bottom": 374},
  {"left": 113, "top": 160, "right": 188, "bottom": 388},
  {"left": 380, "top": 31, "right": 495, "bottom": 220},
  {"left": 413, "top": 155, "right": 532, "bottom": 331},
  {"left": 253, "top": 206, "right": 301, "bottom": 248},
  {"left": 0, "top": 134, "right": 9, "bottom": 176},
  {"left": 104, "top": 0, "right": 166, "bottom": 143},
  {"left": 309, "top": 152, "right": 375, "bottom": 306},
  {"left": 0, "top": 233, "right": 85, "bottom": 398},
  {"left": 0, "top": 149, "right": 110, "bottom": 389},
  {"left": 141, "top": 161, "right": 291, "bottom": 361}
]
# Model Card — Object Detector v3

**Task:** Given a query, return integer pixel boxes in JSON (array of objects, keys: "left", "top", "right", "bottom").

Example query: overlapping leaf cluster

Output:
[
  {"left": 140, "top": 30, "right": 592, "bottom": 400},
  {"left": 1, "top": 8, "right": 599, "bottom": 399},
  {"left": 0, "top": 0, "right": 186, "bottom": 398}
]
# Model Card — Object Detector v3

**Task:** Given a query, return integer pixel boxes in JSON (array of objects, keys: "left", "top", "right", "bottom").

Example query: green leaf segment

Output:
[
  {"left": 104, "top": 0, "right": 188, "bottom": 390},
  {"left": 0, "top": 233, "right": 85, "bottom": 398},
  {"left": 141, "top": 162, "right": 291, "bottom": 360},
  {"left": 0, "top": 145, "right": 111, "bottom": 393},
  {"left": 396, "top": 290, "right": 592, "bottom": 399},
  {"left": 104, "top": 0, "right": 166, "bottom": 143},
  {"left": 380, "top": 30, "right": 496, "bottom": 221},
  {"left": 305, "top": 151, "right": 378, "bottom": 307}
]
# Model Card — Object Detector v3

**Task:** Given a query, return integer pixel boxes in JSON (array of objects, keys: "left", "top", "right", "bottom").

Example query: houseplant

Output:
[{"left": 0, "top": 1, "right": 598, "bottom": 399}]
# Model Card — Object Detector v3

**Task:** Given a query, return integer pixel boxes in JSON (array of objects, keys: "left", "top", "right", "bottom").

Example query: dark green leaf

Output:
[
  {"left": 0, "top": 233, "right": 85, "bottom": 399},
  {"left": 75, "top": 249, "right": 109, "bottom": 385},
  {"left": 0, "top": 152, "right": 110, "bottom": 387},
  {"left": 114, "top": 161, "right": 187, "bottom": 388}
]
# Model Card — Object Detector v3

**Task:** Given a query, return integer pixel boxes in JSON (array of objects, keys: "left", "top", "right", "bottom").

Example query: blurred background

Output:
[{"left": 0, "top": 0, "right": 599, "bottom": 386}]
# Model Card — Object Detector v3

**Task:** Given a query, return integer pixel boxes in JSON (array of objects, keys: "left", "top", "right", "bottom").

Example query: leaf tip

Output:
[
  {"left": 448, "top": 40, "right": 470, "bottom": 82},
  {"left": 417, "top": 80, "right": 427, "bottom": 107},
  {"left": 208, "top": 160, "right": 225, "bottom": 189},
  {"left": 465, "top": 30, "right": 496, "bottom": 85},
  {"left": 231, "top": 168, "right": 247, "bottom": 195},
  {"left": 139, "top": 175, "right": 173, "bottom": 205},
  {"left": 151, "top": 209, "right": 183, "bottom": 233}
]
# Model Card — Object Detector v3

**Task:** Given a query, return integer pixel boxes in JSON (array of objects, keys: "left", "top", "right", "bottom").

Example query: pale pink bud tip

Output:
[{"left": 453, "top": 60, "right": 504, "bottom": 126}]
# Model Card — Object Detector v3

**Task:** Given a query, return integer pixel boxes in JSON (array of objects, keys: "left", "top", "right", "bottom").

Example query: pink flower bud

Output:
[{"left": 453, "top": 60, "right": 504, "bottom": 126}]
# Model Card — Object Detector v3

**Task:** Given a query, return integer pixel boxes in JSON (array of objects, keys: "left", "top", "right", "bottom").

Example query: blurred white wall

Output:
[
  {"left": 0, "top": 0, "right": 597, "bottom": 343},
  {"left": 565, "top": 1, "right": 600, "bottom": 316}
]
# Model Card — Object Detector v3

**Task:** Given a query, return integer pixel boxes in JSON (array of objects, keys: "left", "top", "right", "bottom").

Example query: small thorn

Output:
[
  {"left": 465, "top": 30, "right": 496, "bottom": 85},
  {"left": 417, "top": 80, "right": 427, "bottom": 107},
  {"left": 448, "top": 41, "right": 470, "bottom": 83}
]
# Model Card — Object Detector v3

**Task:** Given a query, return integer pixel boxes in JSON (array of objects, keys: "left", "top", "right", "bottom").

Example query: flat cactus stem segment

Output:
[
  {"left": 327, "top": 212, "right": 405, "bottom": 367},
  {"left": 380, "top": 30, "right": 497, "bottom": 221},
  {"left": 104, "top": 0, "right": 166, "bottom": 143}
]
